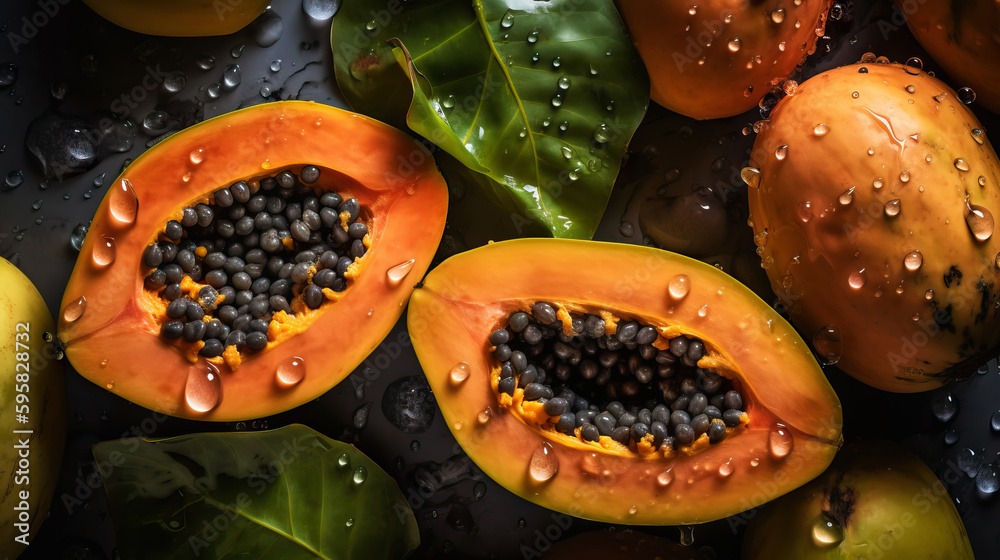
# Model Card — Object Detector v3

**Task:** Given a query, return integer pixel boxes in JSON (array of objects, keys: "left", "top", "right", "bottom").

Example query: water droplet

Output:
[
  {"left": 990, "top": 411, "right": 1000, "bottom": 432},
  {"left": 92, "top": 235, "right": 116, "bottom": 267},
  {"left": 838, "top": 187, "right": 855, "bottom": 206},
  {"left": 476, "top": 407, "right": 492, "bottom": 425},
  {"left": 884, "top": 199, "right": 901, "bottom": 217},
  {"left": 4, "top": 170, "right": 23, "bottom": 190},
  {"left": 260, "top": 85, "right": 271, "bottom": 98},
  {"left": 163, "top": 71, "right": 186, "bottom": 93},
  {"left": 971, "top": 128, "right": 985, "bottom": 145},
  {"left": 560, "top": 146, "right": 573, "bottom": 160},
  {"left": 943, "top": 428, "right": 959, "bottom": 445},
  {"left": 196, "top": 54, "right": 216, "bottom": 70},
  {"left": 718, "top": 458, "right": 734, "bottom": 478},
  {"left": 678, "top": 525, "right": 694, "bottom": 546},
  {"left": 797, "top": 200, "right": 813, "bottom": 222},
  {"left": 63, "top": 296, "right": 86, "bottom": 322},
  {"left": 976, "top": 464, "right": 1000, "bottom": 494},
  {"left": 899, "top": 170, "right": 910, "bottom": 183},
  {"left": 185, "top": 363, "right": 221, "bottom": 413},
  {"left": 222, "top": 64, "right": 241, "bottom": 89},
  {"left": 449, "top": 362, "right": 470, "bottom": 385},
  {"left": 230, "top": 44, "right": 245, "bottom": 58},
  {"left": 269, "top": 59, "right": 282, "bottom": 73},
  {"left": 337, "top": 453, "right": 350, "bottom": 468},
  {"left": 551, "top": 94, "right": 563, "bottom": 108},
  {"left": 768, "top": 425, "right": 793, "bottom": 458},
  {"left": 526, "top": 30, "right": 539, "bottom": 44},
  {"left": 726, "top": 38, "right": 742, "bottom": 53},
  {"left": 353, "top": 466, "right": 368, "bottom": 484},
  {"left": 387, "top": 259, "right": 416, "bottom": 285},
  {"left": 551, "top": 56, "right": 561, "bottom": 69},
  {"left": 903, "top": 250, "right": 923, "bottom": 271},
  {"left": 848, "top": 269, "right": 866, "bottom": 289},
  {"left": 276, "top": 356, "right": 306, "bottom": 386},
  {"left": 303, "top": 0, "right": 340, "bottom": 20},
  {"left": 473, "top": 481, "right": 487, "bottom": 500},
  {"left": 812, "top": 515, "right": 845, "bottom": 546},
  {"left": 110, "top": 179, "right": 139, "bottom": 224},
  {"left": 774, "top": 145, "right": 788, "bottom": 160},
  {"left": 697, "top": 305, "right": 709, "bottom": 318},
  {"left": 188, "top": 148, "right": 206, "bottom": 165},
  {"left": 931, "top": 392, "right": 958, "bottom": 422},
  {"left": 528, "top": 442, "right": 558, "bottom": 482},
  {"left": 592, "top": 124, "right": 610, "bottom": 144},
  {"left": 668, "top": 274, "right": 690, "bottom": 302},
  {"left": 965, "top": 196, "right": 994, "bottom": 241},
  {"left": 771, "top": 8, "right": 785, "bottom": 23},
  {"left": 957, "top": 448, "right": 981, "bottom": 478},
  {"left": 31, "top": 199, "right": 42, "bottom": 211},
  {"left": 69, "top": 223, "right": 88, "bottom": 251},
  {"left": 142, "top": 110, "right": 169, "bottom": 135},
  {"left": 812, "top": 325, "right": 842, "bottom": 365},
  {"left": 979, "top": 175, "right": 987, "bottom": 187},
  {"left": 740, "top": 167, "right": 760, "bottom": 188},
  {"left": 617, "top": 221, "right": 634, "bottom": 237},
  {"left": 955, "top": 158, "right": 970, "bottom": 172},
  {"left": 556, "top": 76, "right": 571, "bottom": 91},
  {"left": 656, "top": 468, "right": 674, "bottom": 487},
  {"left": 500, "top": 9, "right": 515, "bottom": 29},
  {"left": 873, "top": 177, "right": 884, "bottom": 189},
  {"left": 409, "top": 440, "right": 420, "bottom": 452},
  {"left": 587, "top": 158, "right": 601, "bottom": 172},
  {"left": 958, "top": 87, "right": 976, "bottom": 104}
]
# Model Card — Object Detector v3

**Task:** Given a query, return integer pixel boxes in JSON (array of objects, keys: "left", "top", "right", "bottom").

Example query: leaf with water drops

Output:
[
  {"left": 93, "top": 424, "right": 419, "bottom": 560},
  {"left": 332, "top": 0, "right": 648, "bottom": 238}
]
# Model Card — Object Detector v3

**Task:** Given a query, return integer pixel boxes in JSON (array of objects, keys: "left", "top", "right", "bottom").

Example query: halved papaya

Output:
[
  {"left": 408, "top": 239, "right": 842, "bottom": 524},
  {"left": 58, "top": 101, "right": 448, "bottom": 421}
]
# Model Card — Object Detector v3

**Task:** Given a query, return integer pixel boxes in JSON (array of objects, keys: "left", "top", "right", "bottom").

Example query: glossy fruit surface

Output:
[
  {"left": 0, "top": 257, "right": 66, "bottom": 560},
  {"left": 616, "top": 0, "right": 830, "bottom": 119},
  {"left": 82, "top": 0, "right": 271, "bottom": 36},
  {"left": 58, "top": 101, "right": 448, "bottom": 421},
  {"left": 743, "top": 440, "right": 974, "bottom": 559},
  {"left": 893, "top": 0, "right": 1000, "bottom": 114},
  {"left": 747, "top": 62, "right": 1000, "bottom": 392},
  {"left": 408, "top": 238, "right": 842, "bottom": 524}
]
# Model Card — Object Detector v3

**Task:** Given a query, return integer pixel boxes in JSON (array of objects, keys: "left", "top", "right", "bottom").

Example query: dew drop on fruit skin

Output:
[
  {"left": 528, "top": 441, "right": 558, "bottom": 483},
  {"left": 812, "top": 325, "right": 842, "bottom": 365},
  {"left": 91, "top": 236, "right": 116, "bottom": 267},
  {"left": 768, "top": 424, "right": 793, "bottom": 459},
  {"left": 449, "top": 362, "right": 470, "bottom": 386},
  {"left": 185, "top": 363, "right": 221, "bottom": 413},
  {"left": 386, "top": 259, "right": 415, "bottom": 285},
  {"left": 276, "top": 356, "right": 306, "bottom": 386},
  {"left": 63, "top": 296, "right": 87, "bottom": 322},
  {"left": 109, "top": 178, "right": 139, "bottom": 224}
]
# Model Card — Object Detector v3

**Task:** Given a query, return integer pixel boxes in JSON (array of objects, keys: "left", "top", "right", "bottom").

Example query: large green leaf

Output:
[
  {"left": 332, "top": 0, "right": 649, "bottom": 239},
  {"left": 93, "top": 424, "right": 419, "bottom": 560}
]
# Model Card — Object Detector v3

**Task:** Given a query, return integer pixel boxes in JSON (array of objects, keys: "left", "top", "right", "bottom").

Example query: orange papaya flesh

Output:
[
  {"left": 408, "top": 239, "right": 842, "bottom": 525},
  {"left": 81, "top": 0, "right": 270, "bottom": 37},
  {"left": 543, "top": 528, "right": 703, "bottom": 560},
  {"left": 746, "top": 62, "right": 1000, "bottom": 392},
  {"left": 893, "top": 0, "right": 1000, "bottom": 114},
  {"left": 615, "top": 0, "right": 831, "bottom": 120},
  {"left": 58, "top": 101, "right": 449, "bottom": 421}
]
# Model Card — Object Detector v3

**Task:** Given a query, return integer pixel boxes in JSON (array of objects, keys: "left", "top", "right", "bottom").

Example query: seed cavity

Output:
[
  {"left": 490, "top": 304, "right": 749, "bottom": 458},
  {"left": 143, "top": 166, "right": 370, "bottom": 370}
]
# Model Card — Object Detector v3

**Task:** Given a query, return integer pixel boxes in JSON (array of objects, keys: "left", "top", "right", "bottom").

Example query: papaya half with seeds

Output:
[
  {"left": 746, "top": 62, "right": 1000, "bottom": 392},
  {"left": 408, "top": 239, "right": 842, "bottom": 524},
  {"left": 893, "top": 0, "right": 1000, "bottom": 114},
  {"left": 58, "top": 100, "right": 448, "bottom": 421},
  {"left": 615, "top": 0, "right": 830, "bottom": 120}
]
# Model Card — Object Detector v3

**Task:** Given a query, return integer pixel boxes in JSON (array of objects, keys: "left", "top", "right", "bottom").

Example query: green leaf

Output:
[
  {"left": 332, "top": 0, "right": 649, "bottom": 239},
  {"left": 93, "top": 424, "right": 419, "bottom": 560}
]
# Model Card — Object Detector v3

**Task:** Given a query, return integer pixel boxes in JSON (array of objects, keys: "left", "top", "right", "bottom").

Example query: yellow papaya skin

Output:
[
  {"left": 893, "top": 0, "right": 1000, "bottom": 114},
  {"left": 748, "top": 62, "right": 1000, "bottom": 392},
  {"left": 82, "top": 0, "right": 270, "bottom": 36},
  {"left": 743, "top": 441, "right": 975, "bottom": 559},
  {"left": 408, "top": 239, "right": 842, "bottom": 525}
]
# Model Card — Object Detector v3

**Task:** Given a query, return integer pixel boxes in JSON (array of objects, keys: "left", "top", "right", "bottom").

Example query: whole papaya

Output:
[
  {"left": 0, "top": 257, "right": 67, "bottom": 559},
  {"left": 746, "top": 61, "right": 1000, "bottom": 392},
  {"left": 893, "top": 0, "right": 1000, "bottom": 114},
  {"left": 615, "top": 0, "right": 830, "bottom": 119},
  {"left": 743, "top": 440, "right": 974, "bottom": 559}
]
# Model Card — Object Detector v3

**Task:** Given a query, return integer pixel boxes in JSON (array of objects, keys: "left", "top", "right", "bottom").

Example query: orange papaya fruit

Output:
[
  {"left": 745, "top": 62, "right": 1000, "bottom": 392},
  {"left": 58, "top": 101, "right": 448, "bottom": 421},
  {"left": 82, "top": 0, "right": 271, "bottom": 36},
  {"left": 615, "top": 0, "right": 831, "bottom": 119},
  {"left": 893, "top": 0, "right": 1000, "bottom": 114},
  {"left": 408, "top": 239, "right": 842, "bottom": 524}
]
